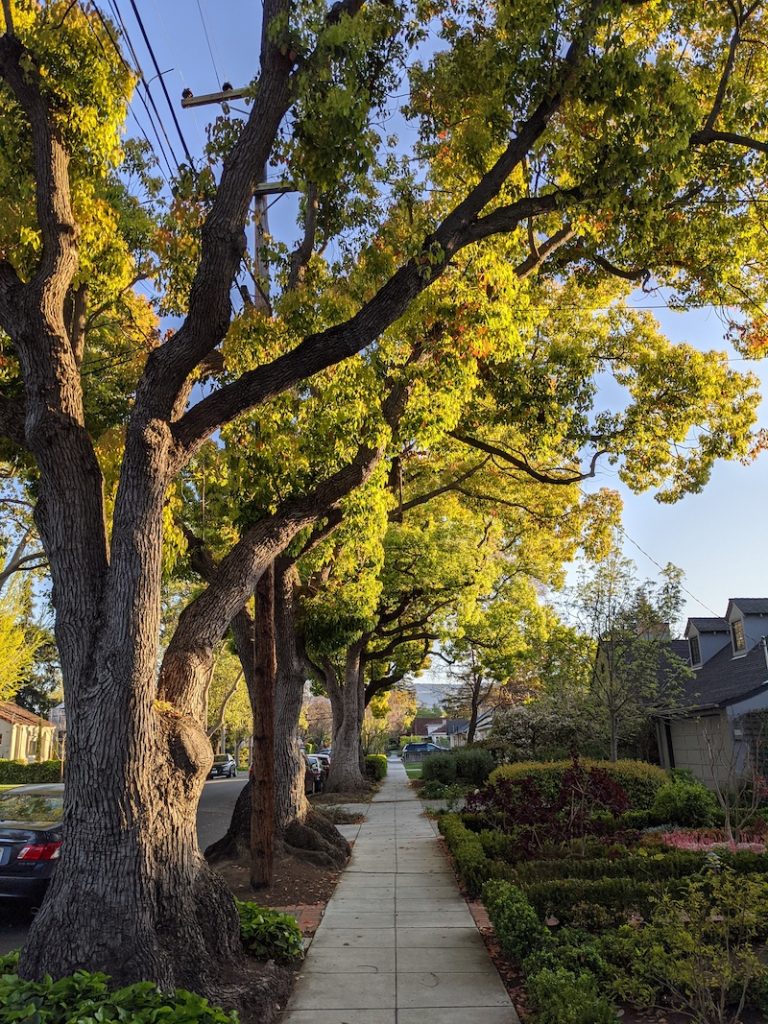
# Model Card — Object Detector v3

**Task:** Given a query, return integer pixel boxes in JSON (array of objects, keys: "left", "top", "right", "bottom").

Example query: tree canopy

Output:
[{"left": 1, "top": 0, "right": 768, "bottom": 993}]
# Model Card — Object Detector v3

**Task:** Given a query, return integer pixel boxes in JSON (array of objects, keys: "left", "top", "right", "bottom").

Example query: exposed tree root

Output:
[{"left": 204, "top": 781, "right": 350, "bottom": 869}]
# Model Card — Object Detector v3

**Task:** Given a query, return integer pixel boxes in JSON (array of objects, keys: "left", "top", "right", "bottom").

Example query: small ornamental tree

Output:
[{"left": 2, "top": 0, "right": 768, "bottom": 996}]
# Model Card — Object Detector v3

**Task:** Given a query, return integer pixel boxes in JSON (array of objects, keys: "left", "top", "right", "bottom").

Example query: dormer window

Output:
[
  {"left": 689, "top": 634, "right": 701, "bottom": 667},
  {"left": 732, "top": 619, "right": 746, "bottom": 655}
]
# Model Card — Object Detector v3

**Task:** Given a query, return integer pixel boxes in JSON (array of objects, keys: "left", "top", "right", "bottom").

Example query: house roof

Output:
[
  {"left": 727, "top": 599, "right": 768, "bottom": 617},
  {"left": 676, "top": 641, "right": 768, "bottom": 712},
  {"left": 412, "top": 717, "right": 446, "bottom": 736},
  {"left": 687, "top": 617, "right": 729, "bottom": 634},
  {"left": 0, "top": 701, "right": 55, "bottom": 728}
]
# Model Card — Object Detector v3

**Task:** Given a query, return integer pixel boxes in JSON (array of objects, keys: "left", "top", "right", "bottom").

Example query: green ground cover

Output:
[{"left": 439, "top": 757, "right": 768, "bottom": 1023}]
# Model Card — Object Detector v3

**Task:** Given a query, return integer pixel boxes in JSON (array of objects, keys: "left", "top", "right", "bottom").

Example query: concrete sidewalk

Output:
[{"left": 282, "top": 758, "right": 520, "bottom": 1024}]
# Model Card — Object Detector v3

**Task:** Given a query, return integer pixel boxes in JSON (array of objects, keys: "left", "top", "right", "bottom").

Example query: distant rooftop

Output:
[{"left": 688, "top": 617, "right": 729, "bottom": 633}]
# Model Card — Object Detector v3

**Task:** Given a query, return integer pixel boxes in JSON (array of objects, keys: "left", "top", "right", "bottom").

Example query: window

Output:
[
  {"left": 689, "top": 634, "right": 701, "bottom": 666},
  {"left": 732, "top": 619, "right": 746, "bottom": 654}
]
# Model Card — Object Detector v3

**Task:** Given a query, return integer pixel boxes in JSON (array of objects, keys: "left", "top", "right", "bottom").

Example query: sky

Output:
[{"left": 110, "top": 0, "right": 768, "bottom": 631}]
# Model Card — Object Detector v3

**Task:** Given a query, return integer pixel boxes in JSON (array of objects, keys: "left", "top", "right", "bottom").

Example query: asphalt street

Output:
[{"left": 0, "top": 775, "right": 248, "bottom": 955}]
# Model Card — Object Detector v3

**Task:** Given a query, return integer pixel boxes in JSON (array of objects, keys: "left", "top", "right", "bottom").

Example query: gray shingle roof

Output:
[
  {"left": 688, "top": 617, "right": 729, "bottom": 632},
  {"left": 679, "top": 641, "right": 768, "bottom": 711},
  {"left": 730, "top": 599, "right": 768, "bottom": 616}
]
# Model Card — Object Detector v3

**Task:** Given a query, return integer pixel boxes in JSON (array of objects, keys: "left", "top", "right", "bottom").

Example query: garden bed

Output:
[{"left": 438, "top": 757, "right": 768, "bottom": 1023}]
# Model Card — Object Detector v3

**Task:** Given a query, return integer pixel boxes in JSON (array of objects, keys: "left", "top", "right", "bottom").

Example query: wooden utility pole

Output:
[{"left": 181, "top": 85, "right": 298, "bottom": 308}]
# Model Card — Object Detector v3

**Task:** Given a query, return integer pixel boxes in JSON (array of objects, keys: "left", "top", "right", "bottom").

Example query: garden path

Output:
[{"left": 281, "top": 757, "right": 520, "bottom": 1024}]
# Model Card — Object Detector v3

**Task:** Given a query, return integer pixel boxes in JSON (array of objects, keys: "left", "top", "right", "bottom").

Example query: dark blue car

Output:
[{"left": 0, "top": 784, "right": 63, "bottom": 906}]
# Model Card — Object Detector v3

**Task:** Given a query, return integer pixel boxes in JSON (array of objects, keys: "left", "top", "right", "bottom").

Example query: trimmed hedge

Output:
[
  {"left": 523, "top": 876, "right": 674, "bottom": 923},
  {"left": 0, "top": 759, "right": 61, "bottom": 784},
  {"left": 422, "top": 753, "right": 456, "bottom": 784},
  {"left": 481, "top": 881, "right": 619, "bottom": 1023},
  {"left": 438, "top": 813, "right": 514, "bottom": 895},
  {"left": 365, "top": 754, "right": 388, "bottom": 781},
  {"left": 422, "top": 747, "right": 494, "bottom": 786},
  {"left": 488, "top": 759, "right": 668, "bottom": 810}
]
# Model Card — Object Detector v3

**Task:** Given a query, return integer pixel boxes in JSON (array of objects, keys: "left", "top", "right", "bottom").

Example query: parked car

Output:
[
  {"left": 305, "top": 754, "right": 324, "bottom": 793},
  {"left": 313, "top": 752, "right": 331, "bottom": 778},
  {"left": 0, "top": 784, "right": 63, "bottom": 906},
  {"left": 401, "top": 742, "right": 445, "bottom": 756},
  {"left": 209, "top": 753, "right": 237, "bottom": 778}
]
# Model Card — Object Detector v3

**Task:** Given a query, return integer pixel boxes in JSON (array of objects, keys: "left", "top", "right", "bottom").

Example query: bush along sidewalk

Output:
[
  {"left": 483, "top": 880, "right": 619, "bottom": 1024},
  {"left": 0, "top": 903, "right": 304, "bottom": 1024},
  {"left": 365, "top": 754, "right": 388, "bottom": 781}
]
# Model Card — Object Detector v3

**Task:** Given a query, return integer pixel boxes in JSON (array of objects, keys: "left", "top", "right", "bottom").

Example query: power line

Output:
[
  {"left": 126, "top": 0, "right": 195, "bottom": 166},
  {"left": 619, "top": 527, "right": 722, "bottom": 618},
  {"left": 195, "top": 0, "right": 221, "bottom": 88},
  {"left": 106, "top": 0, "right": 183, "bottom": 173},
  {"left": 90, "top": 0, "right": 178, "bottom": 179}
]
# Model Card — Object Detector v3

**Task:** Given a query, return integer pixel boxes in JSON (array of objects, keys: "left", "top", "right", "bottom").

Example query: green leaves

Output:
[{"left": 235, "top": 900, "right": 304, "bottom": 961}]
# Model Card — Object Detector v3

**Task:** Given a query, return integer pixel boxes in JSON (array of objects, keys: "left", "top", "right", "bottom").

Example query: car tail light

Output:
[{"left": 17, "top": 842, "right": 61, "bottom": 861}]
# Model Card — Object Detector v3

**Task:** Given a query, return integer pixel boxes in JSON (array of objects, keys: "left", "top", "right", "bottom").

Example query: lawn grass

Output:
[
  {"left": 404, "top": 764, "right": 422, "bottom": 779},
  {"left": 0, "top": 785, "right": 19, "bottom": 790}
]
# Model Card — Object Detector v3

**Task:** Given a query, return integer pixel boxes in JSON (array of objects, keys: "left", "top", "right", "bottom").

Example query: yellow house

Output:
[{"left": 0, "top": 701, "right": 56, "bottom": 762}]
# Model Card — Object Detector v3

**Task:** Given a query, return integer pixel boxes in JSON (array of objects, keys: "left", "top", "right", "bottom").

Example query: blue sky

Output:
[{"left": 115, "top": 1, "right": 768, "bottom": 628}]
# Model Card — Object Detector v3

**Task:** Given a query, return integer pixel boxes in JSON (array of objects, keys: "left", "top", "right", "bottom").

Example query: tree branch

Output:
[
  {"left": 450, "top": 432, "right": 609, "bottom": 485},
  {"left": 0, "top": 35, "right": 78, "bottom": 308},
  {"left": 690, "top": 126, "right": 768, "bottom": 156},
  {"left": 171, "top": 192, "right": 576, "bottom": 462},
  {"left": 394, "top": 458, "right": 490, "bottom": 517},
  {"left": 287, "top": 184, "right": 318, "bottom": 291}
]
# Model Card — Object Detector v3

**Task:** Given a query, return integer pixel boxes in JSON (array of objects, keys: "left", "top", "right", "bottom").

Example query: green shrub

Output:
[
  {"left": 235, "top": 900, "right": 304, "bottom": 960},
  {"left": 489, "top": 759, "right": 667, "bottom": 810},
  {"left": 651, "top": 779, "right": 718, "bottom": 827},
  {"left": 0, "top": 759, "right": 61, "bottom": 784},
  {"left": 522, "top": 927, "right": 609, "bottom": 982},
  {"left": 512, "top": 850, "right": 732, "bottom": 886},
  {"left": 527, "top": 967, "right": 619, "bottom": 1024},
  {"left": 0, "top": 969, "right": 238, "bottom": 1023},
  {"left": 364, "top": 754, "right": 388, "bottom": 781},
  {"left": 597, "top": 869, "right": 768, "bottom": 1014},
  {"left": 523, "top": 876, "right": 668, "bottom": 925},
  {"left": 482, "top": 880, "right": 548, "bottom": 961},
  {"left": 438, "top": 813, "right": 491, "bottom": 894},
  {"left": 421, "top": 753, "right": 457, "bottom": 784},
  {"left": 453, "top": 747, "right": 495, "bottom": 785}
]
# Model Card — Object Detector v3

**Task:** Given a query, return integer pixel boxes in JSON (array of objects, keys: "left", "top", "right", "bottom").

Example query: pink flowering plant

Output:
[{"left": 659, "top": 828, "right": 767, "bottom": 854}]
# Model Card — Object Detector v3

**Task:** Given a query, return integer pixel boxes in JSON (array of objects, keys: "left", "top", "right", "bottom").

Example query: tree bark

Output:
[
  {"left": 324, "top": 643, "right": 368, "bottom": 793},
  {"left": 206, "top": 560, "right": 349, "bottom": 869},
  {"left": 250, "top": 563, "right": 277, "bottom": 888}
]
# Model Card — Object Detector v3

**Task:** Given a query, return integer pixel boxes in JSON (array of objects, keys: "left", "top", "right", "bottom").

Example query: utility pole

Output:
[{"left": 181, "top": 84, "right": 299, "bottom": 308}]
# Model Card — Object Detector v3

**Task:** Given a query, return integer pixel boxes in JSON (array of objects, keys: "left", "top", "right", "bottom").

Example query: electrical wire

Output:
[
  {"left": 619, "top": 527, "right": 723, "bottom": 618},
  {"left": 90, "top": 0, "right": 179, "bottom": 179},
  {"left": 126, "top": 0, "right": 195, "bottom": 166},
  {"left": 106, "top": 0, "right": 183, "bottom": 173},
  {"left": 195, "top": 0, "right": 221, "bottom": 88}
]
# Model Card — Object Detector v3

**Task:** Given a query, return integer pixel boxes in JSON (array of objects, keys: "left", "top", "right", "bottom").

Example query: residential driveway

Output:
[{"left": 0, "top": 776, "right": 248, "bottom": 955}]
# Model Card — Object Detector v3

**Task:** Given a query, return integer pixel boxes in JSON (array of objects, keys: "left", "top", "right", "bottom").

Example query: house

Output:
[
  {"left": 445, "top": 707, "right": 496, "bottom": 747},
  {"left": 654, "top": 599, "right": 768, "bottom": 787},
  {"left": 0, "top": 701, "right": 56, "bottom": 762}
]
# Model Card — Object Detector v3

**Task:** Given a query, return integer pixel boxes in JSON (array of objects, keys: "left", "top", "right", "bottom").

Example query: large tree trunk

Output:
[
  {"left": 324, "top": 642, "right": 368, "bottom": 793},
  {"left": 206, "top": 561, "right": 350, "bottom": 869},
  {"left": 20, "top": 425, "right": 243, "bottom": 991}
]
